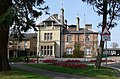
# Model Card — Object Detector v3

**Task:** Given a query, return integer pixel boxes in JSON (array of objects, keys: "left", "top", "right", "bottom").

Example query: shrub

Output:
[
  {"left": 73, "top": 50, "right": 84, "bottom": 58},
  {"left": 63, "top": 54, "right": 73, "bottom": 58},
  {"left": 9, "top": 57, "right": 24, "bottom": 62}
]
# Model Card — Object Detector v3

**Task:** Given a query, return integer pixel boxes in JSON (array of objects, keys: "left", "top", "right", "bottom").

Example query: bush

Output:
[
  {"left": 9, "top": 57, "right": 25, "bottom": 62},
  {"left": 63, "top": 54, "right": 73, "bottom": 58},
  {"left": 73, "top": 50, "right": 84, "bottom": 58}
]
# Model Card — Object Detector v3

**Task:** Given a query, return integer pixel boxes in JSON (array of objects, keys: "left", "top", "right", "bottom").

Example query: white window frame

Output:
[{"left": 66, "top": 48, "right": 72, "bottom": 54}]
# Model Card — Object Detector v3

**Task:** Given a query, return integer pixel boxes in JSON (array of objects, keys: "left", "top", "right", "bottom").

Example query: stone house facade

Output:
[{"left": 37, "top": 8, "right": 98, "bottom": 58}]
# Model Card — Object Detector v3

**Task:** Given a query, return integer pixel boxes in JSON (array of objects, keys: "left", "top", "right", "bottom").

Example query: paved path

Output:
[{"left": 11, "top": 64, "right": 96, "bottom": 79}]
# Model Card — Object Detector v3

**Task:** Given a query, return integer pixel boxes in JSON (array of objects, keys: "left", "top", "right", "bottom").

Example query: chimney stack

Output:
[
  {"left": 60, "top": 8, "right": 64, "bottom": 26},
  {"left": 53, "top": 14, "right": 58, "bottom": 19},
  {"left": 85, "top": 24, "right": 92, "bottom": 30},
  {"left": 76, "top": 17, "right": 80, "bottom": 31}
]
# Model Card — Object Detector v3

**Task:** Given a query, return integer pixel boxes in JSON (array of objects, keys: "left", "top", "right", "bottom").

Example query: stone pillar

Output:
[
  {"left": 37, "top": 27, "right": 40, "bottom": 56},
  {"left": 52, "top": 46, "right": 55, "bottom": 56}
]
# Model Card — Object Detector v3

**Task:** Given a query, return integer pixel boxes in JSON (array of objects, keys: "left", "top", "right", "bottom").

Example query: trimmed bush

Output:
[{"left": 73, "top": 50, "right": 84, "bottom": 58}]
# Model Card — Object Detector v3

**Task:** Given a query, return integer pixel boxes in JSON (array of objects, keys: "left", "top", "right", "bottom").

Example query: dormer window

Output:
[
  {"left": 47, "top": 22, "right": 52, "bottom": 26},
  {"left": 44, "top": 22, "right": 53, "bottom": 27}
]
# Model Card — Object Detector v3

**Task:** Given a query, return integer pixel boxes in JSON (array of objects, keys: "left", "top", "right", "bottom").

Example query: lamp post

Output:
[
  {"left": 105, "top": 39, "right": 107, "bottom": 68},
  {"left": 37, "top": 52, "right": 39, "bottom": 64},
  {"left": 84, "top": 14, "right": 86, "bottom": 61}
]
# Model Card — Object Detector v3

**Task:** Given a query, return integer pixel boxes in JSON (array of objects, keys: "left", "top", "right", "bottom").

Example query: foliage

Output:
[
  {"left": 110, "top": 42, "right": 118, "bottom": 48},
  {"left": 73, "top": 50, "right": 84, "bottom": 58},
  {"left": 82, "top": 0, "right": 120, "bottom": 29},
  {"left": 63, "top": 54, "right": 73, "bottom": 58},
  {"left": 11, "top": 0, "right": 49, "bottom": 33},
  {"left": 74, "top": 42, "right": 80, "bottom": 51},
  {"left": 82, "top": 0, "right": 120, "bottom": 69},
  {"left": 73, "top": 42, "right": 84, "bottom": 58},
  {"left": 0, "top": 0, "right": 49, "bottom": 71},
  {"left": 0, "top": 0, "right": 49, "bottom": 37},
  {"left": 9, "top": 57, "right": 25, "bottom": 62},
  {"left": 0, "top": 8, "right": 14, "bottom": 29},
  {"left": 63, "top": 42, "right": 84, "bottom": 58},
  {"left": 9, "top": 57, "right": 38, "bottom": 63}
]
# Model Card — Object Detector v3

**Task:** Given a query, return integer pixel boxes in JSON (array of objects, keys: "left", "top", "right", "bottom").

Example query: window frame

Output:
[
  {"left": 67, "top": 35, "right": 72, "bottom": 43},
  {"left": 66, "top": 48, "right": 72, "bottom": 55}
]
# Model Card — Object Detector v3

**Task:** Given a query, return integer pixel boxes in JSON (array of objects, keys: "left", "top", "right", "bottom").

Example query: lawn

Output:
[
  {"left": 0, "top": 68, "right": 52, "bottom": 79},
  {"left": 26, "top": 64, "right": 119, "bottom": 79}
]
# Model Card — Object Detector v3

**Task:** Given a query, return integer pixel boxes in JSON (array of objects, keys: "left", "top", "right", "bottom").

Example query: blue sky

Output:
[{"left": 34, "top": 0, "right": 120, "bottom": 48}]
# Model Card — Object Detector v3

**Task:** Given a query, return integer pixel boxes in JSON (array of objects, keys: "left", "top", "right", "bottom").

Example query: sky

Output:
[{"left": 33, "top": 0, "right": 120, "bottom": 48}]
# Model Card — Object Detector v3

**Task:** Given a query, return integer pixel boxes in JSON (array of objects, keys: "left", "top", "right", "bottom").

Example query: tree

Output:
[
  {"left": 82, "top": 0, "right": 120, "bottom": 68},
  {"left": 73, "top": 42, "right": 84, "bottom": 58},
  {"left": 110, "top": 42, "right": 118, "bottom": 48},
  {"left": 0, "top": 0, "right": 49, "bottom": 71}
]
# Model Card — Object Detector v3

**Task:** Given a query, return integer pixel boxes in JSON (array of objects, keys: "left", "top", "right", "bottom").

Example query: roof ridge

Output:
[{"left": 51, "top": 15, "right": 61, "bottom": 25}]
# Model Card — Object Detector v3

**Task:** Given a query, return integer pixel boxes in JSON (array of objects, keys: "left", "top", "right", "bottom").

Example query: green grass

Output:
[
  {"left": 26, "top": 64, "right": 119, "bottom": 79},
  {"left": 0, "top": 68, "right": 52, "bottom": 79}
]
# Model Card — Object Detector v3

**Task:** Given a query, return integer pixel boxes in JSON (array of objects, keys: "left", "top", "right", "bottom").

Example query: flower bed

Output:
[
  {"left": 65, "top": 60, "right": 80, "bottom": 63},
  {"left": 43, "top": 59, "right": 58, "bottom": 63},
  {"left": 42, "top": 59, "right": 87, "bottom": 68},
  {"left": 29, "top": 59, "right": 37, "bottom": 62},
  {"left": 53, "top": 61, "right": 87, "bottom": 68}
]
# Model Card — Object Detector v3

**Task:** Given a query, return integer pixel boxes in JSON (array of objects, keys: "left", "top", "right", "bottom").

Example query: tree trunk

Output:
[
  {"left": 95, "top": 0, "right": 107, "bottom": 69},
  {"left": 0, "top": 26, "right": 11, "bottom": 71},
  {"left": 0, "top": 0, "right": 11, "bottom": 72}
]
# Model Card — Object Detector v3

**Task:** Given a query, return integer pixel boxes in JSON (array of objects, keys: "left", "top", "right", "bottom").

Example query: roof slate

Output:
[
  {"left": 38, "top": 14, "right": 62, "bottom": 26},
  {"left": 9, "top": 33, "right": 37, "bottom": 41}
]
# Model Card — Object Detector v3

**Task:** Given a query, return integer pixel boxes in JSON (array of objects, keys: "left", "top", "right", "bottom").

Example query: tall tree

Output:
[
  {"left": 110, "top": 42, "right": 118, "bottom": 48},
  {"left": 0, "top": 0, "right": 49, "bottom": 71},
  {"left": 82, "top": 0, "right": 120, "bottom": 68}
]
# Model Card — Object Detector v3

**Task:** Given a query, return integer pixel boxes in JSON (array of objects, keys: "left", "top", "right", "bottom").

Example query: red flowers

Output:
[
  {"left": 43, "top": 59, "right": 58, "bottom": 63},
  {"left": 43, "top": 59, "right": 87, "bottom": 68},
  {"left": 54, "top": 62, "right": 87, "bottom": 68},
  {"left": 65, "top": 60, "right": 80, "bottom": 63}
]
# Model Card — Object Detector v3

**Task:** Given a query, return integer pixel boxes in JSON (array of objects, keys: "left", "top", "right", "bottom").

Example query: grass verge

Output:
[
  {"left": 26, "top": 64, "right": 119, "bottom": 79},
  {"left": 0, "top": 67, "right": 52, "bottom": 79}
]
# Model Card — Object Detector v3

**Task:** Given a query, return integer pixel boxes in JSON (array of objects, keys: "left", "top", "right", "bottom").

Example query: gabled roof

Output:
[
  {"left": 37, "top": 14, "right": 62, "bottom": 26},
  {"left": 23, "top": 33, "right": 37, "bottom": 39},
  {"left": 9, "top": 33, "right": 37, "bottom": 41}
]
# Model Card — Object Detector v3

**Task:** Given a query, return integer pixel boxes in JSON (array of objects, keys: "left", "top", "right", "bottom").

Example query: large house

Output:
[
  {"left": 9, "top": 33, "right": 37, "bottom": 58},
  {"left": 37, "top": 8, "right": 98, "bottom": 58},
  {"left": 64, "top": 24, "right": 98, "bottom": 57}
]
